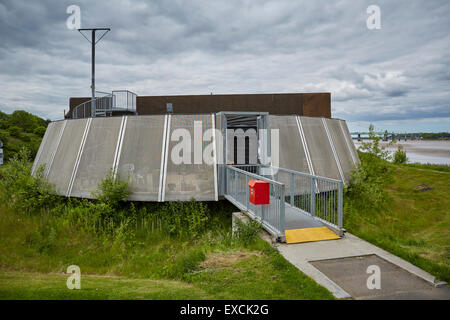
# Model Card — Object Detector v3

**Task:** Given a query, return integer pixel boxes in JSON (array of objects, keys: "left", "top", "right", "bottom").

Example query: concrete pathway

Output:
[{"left": 274, "top": 232, "right": 449, "bottom": 300}]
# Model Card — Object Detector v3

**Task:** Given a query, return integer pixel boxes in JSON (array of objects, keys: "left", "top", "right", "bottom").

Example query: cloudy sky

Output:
[{"left": 0, "top": 0, "right": 449, "bottom": 132}]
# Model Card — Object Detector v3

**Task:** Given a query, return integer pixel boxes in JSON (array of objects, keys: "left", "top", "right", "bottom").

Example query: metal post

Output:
[
  {"left": 234, "top": 171, "right": 238, "bottom": 200},
  {"left": 89, "top": 29, "right": 96, "bottom": 117},
  {"left": 91, "top": 29, "right": 95, "bottom": 101},
  {"left": 310, "top": 176, "right": 315, "bottom": 216},
  {"left": 279, "top": 185, "right": 285, "bottom": 235},
  {"left": 246, "top": 174, "right": 249, "bottom": 210},
  {"left": 225, "top": 166, "right": 229, "bottom": 195},
  {"left": 77, "top": 28, "right": 110, "bottom": 118},
  {"left": 290, "top": 172, "right": 294, "bottom": 206},
  {"left": 338, "top": 181, "right": 343, "bottom": 229}
]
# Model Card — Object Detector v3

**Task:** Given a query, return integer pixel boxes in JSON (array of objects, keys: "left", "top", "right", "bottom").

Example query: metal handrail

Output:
[
  {"left": 271, "top": 166, "right": 343, "bottom": 184},
  {"left": 72, "top": 94, "right": 113, "bottom": 118},
  {"left": 225, "top": 165, "right": 286, "bottom": 239},
  {"left": 272, "top": 166, "right": 343, "bottom": 232},
  {"left": 71, "top": 90, "right": 137, "bottom": 119},
  {"left": 229, "top": 165, "right": 284, "bottom": 186},
  {"left": 228, "top": 164, "right": 344, "bottom": 236}
]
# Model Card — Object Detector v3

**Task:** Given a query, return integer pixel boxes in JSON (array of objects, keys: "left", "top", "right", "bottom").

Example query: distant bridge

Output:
[{"left": 350, "top": 132, "right": 421, "bottom": 141}]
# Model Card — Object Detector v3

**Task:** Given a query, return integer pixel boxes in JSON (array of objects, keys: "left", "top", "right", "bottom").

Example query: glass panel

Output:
[
  {"left": 47, "top": 119, "right": 88, "bottom": 195},
  {"left": 164, "top": 114, "right": 215, "bottom": 201},
  {"left": 70, "top": 117, "right": 122, "bottom": 198},
  {"left": 117, "top": 115, "right": 165, "bottom": 201}
]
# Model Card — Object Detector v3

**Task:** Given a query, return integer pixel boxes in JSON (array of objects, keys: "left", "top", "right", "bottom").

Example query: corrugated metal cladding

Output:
[{"left": 33, "top": 114, "right": 358, "bottom": 201}]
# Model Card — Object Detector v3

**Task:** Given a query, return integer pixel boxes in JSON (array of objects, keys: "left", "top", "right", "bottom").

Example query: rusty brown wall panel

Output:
[
  {"left": 67, "top": 93, "right": 331, "bottom": 118},
  {"left": 302, "top": 93, "right": 331, "bottom": 117}
]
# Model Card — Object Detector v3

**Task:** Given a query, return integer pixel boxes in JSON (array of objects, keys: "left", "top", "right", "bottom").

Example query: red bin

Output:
[{"left": 248, "top": 180, "right": 270, "bottom": 205}]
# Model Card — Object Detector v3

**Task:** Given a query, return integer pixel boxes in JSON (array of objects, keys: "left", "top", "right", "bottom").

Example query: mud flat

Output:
[{"left": 353, "top": 140, "right": 450, "bottom": 165}]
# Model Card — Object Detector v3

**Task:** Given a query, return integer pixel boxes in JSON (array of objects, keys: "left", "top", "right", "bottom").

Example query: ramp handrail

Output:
[
  {"left": 225, "top": 165, "right": 285, "bottom": 239},
  {"left": 268, "top": 166, "right": 343, "bottom": 233},
  {"left": 228, "top": 164, "right": 344, "bottom": 236}
]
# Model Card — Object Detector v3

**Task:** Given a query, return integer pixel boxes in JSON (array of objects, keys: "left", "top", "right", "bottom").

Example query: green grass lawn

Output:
[
  {"left": 0, "top": 203, "right": 333, "bottom": 300},
  {"left": 345, "top": 162, "right": 450, "bottom": 282},
  {"left": 0, "top": 271, "right": 208, "bottom": 300},
  {"left": 0, "top": 248, "right": 331, "bottom": 300},
  {"left": 0, "top": 156, "right": 333, "bottom": 300}
]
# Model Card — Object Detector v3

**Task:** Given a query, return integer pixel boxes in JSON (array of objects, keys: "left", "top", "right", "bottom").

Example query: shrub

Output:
[
  {"left": 393, "top": 145, "right": 408, "bottom": 164},
  {"left": 0, "top": 129, "right": 8, "bottom": 142},
  {"left": 8, "top": 125, "right": 22, "bottom": 138},
  {"left": 33, "top": 126, "right": 46, "bottom": 137},
  {"left": 346, "top": 125, "right": 394, "bottom": 210},
  {"left": 0, "top": 147, "right": 59, "bottom": 211},
  {"left": 358, "top": 124, "right": 392, "bottom": 161},
  {"left": 92, "top": 171, "right": 130, "bottom": 209},
  {"left": 233, "top": 218, "right": 262, "bottom": 246}
]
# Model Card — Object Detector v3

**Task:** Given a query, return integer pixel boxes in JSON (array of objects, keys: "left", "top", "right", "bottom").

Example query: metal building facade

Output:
[{"left": 33, "top": 114, "right": 358, "bottom": 201}]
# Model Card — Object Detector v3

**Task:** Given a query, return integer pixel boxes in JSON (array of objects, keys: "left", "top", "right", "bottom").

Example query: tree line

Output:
[{"left": 0, "top": 110, "right": 50, "bottom": 162}]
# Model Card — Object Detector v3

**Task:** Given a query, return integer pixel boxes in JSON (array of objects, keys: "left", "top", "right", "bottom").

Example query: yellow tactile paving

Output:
[{"left": 285, "top": 226, "right": 340, "bottom": 244}]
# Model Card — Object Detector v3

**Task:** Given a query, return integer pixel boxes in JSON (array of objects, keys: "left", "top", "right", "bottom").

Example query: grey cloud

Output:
[{"left": 0, "top": 0, "right": 449, "bottom": 129}]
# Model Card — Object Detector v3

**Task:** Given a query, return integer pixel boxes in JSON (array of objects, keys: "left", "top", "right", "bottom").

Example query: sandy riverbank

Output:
[{"left": 353, "top": 140, "right": 450, "bottom": 165}]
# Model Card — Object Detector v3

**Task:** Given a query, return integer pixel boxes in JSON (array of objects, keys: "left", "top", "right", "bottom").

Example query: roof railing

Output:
[{"left": 72, "top": 90, "right": 137, "bottom": 119}]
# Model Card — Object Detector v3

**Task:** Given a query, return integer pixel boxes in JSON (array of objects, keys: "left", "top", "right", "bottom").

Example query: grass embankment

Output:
[
  {"left": 345, "top": 153, "right": 450, "bottom": 282},
  {"left": 0, "top": 151, "right": 333, "bottom": 300},
  {"left": 0, "top": 203, "right": 332, "bottom": 300}
]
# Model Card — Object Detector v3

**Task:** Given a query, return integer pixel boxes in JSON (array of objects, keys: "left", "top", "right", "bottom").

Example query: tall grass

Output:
[{"left": 0, "top": 147, "right": 265, "bottom": 280}]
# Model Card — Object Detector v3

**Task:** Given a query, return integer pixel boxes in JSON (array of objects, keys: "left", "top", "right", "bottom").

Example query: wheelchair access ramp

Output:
[{"left": 224, "top": 165, "right": 344, "bottom": 243}]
